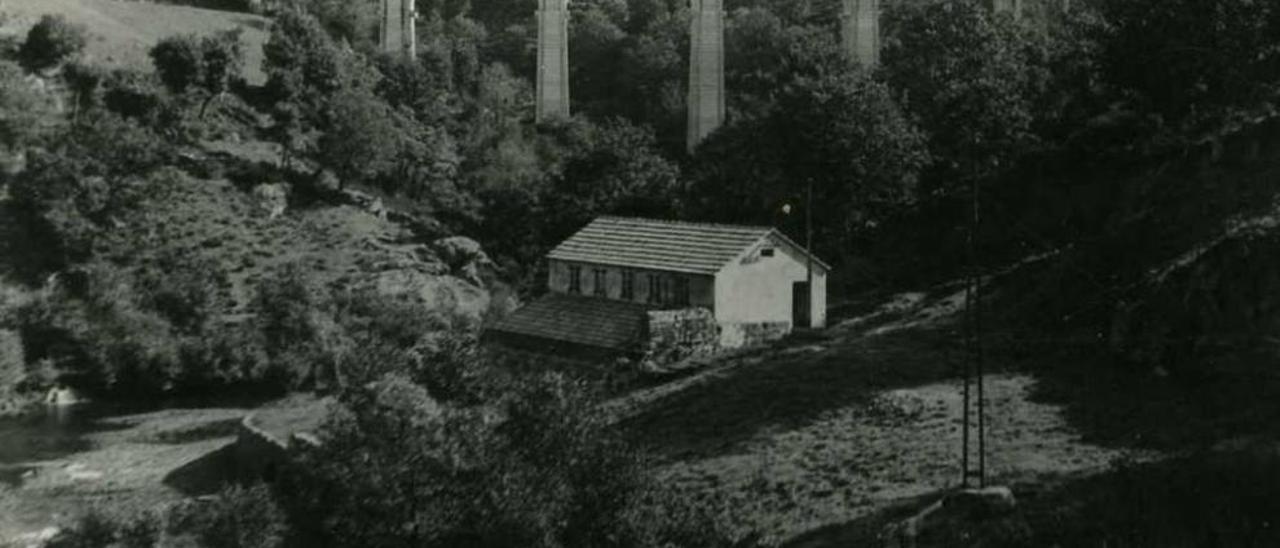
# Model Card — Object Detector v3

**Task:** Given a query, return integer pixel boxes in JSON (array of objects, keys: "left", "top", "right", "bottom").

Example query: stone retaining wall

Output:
[
  {"left": 640, "top": 308, "right": 720, "bottom": 369},
  {"left": 234, "top": 413, "right": 290, "bottom": 482},
  {"left": 719, "top": 321, "right": 792, "bottom": 349}
]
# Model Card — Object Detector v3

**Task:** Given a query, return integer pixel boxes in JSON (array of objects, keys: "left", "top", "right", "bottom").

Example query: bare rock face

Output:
[
  {"left": 431, "top": 236, "right": 496, "bottom": 287},
  {"left": 371, "top": 269, "right": 491, "bottom": 326},
  {"left": 252, "top": 183, "right": 290, "bottom": 220}
]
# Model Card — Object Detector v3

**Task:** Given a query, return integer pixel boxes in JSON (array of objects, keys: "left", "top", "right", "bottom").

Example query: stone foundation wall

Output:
[
  {"left": 640, "top": 308, "right": 720, "bottom": 369},
  {"left": 234, "top": 414, "right": 290, "bottom": 483},
  {"left": 719, "top": 321, "right": 792, "bottom": 349}
]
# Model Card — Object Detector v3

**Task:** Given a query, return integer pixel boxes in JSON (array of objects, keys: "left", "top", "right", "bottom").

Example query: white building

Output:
[{"left": 488, "top": 217, "right": 829, "bottom": 358}]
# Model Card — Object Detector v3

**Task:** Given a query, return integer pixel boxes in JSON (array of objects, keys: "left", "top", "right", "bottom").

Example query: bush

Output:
[
  {"left": 0, "top": 60, "right": 55, "bottom": 149},
  {"left": 150, "top": 30, "right": 244, "bottom": 118},
  {"left": 284, "top": 371, "right": 740, "bottom": 547},
  {"left": 18, "top": 15, "right": 88, "bottom": 72},
  {"left": 102, "top": 69, "right": 165, "bottom": 121},
  {"left": 171, "top": 484, "right": 288, "bottom": 548},
  {"left": 251, "top": 263, "right": 343, "bottom": 389},
  {"left": 51, "top": 484, "right": 287, "bottom": 548},
  {"left": 151, "top": 34, "right": 204, "bottom": 94}
]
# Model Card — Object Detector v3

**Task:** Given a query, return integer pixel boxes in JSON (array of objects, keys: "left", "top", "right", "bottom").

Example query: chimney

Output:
[
  {"left": 687, "top": 0, "right": 725, "bottom": 153},
  {"left": 841, "top": 0, "right": 880, "bottom": 68},
  {"left": 536, "top": 0, "right": 571, "bottom": 122}
]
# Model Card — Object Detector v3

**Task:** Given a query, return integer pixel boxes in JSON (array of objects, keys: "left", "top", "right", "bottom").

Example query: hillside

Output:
[{"left": 0, "top": 0, "right": 268, "bottom": 83}]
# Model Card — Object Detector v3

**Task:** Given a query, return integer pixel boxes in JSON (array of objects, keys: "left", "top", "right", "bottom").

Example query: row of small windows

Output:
[{"left": 567, "top": 265, "right": 689, "bottom": 306}]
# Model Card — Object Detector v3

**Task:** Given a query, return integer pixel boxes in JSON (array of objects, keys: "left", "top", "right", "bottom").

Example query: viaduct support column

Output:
[
  {"left": 990, "top": 0, "right": 1022, "bottom": 19},
  {"left": 687, "top": 0, "right": 725, "bottom": 153},
  {"left": 536, "top": 0, "right": 571, "bottom": 122},
  {"left": 381, "top": 0, "right": 417, "bottom": 58},
  {"left": 841, "top": 0, "right": 880, "bottom": 68}
]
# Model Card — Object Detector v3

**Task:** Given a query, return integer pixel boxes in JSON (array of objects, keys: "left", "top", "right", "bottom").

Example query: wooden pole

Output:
[
  {"left": 973, "top": 173, "right": 986, "bottom": 488},
  {"left": 806, "top": 179, "right": 814, "bottom": 328}
]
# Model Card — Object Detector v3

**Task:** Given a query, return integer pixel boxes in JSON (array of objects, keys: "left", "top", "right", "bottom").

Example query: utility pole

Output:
[
  {"left": 806, "top": 178, "right": 814, "bottom": 329},
  {"left": 961, "top": 155, "right": 988, "bottom": 489}
]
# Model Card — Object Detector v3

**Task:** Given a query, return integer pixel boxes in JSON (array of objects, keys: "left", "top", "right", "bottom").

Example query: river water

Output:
[{"left": 0, "top": 403, "right": 117, "bottom": 486}]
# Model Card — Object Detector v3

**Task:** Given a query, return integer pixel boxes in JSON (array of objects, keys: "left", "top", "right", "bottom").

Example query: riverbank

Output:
[{"left": 0, "top": 404, "right": 256, "bottom": 544}]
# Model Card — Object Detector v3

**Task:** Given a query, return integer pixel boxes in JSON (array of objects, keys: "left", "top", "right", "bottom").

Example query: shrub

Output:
[
  {"left": 102, "top": 69, "right": 165, "bottom": 121},
  {"left": 62, "top": 61, "right": 109, "bottom": 119},
  {"left": 170, "top": 484, "right": 288, "bottom": 548},
  {"left": 150, "top": 30, "right": 244, "bottom": 118},
  {"left": 51, "top": 484, "right": 287, "bottom": 548},
  {"left": 151, "top": 34, "right": 204, "bottom": 94},
  {"left": 0, "top": 60, "right": 54, "bottom": 149},
  {"left": 18, "top": 15, "right": 88, "bottom": 72},
  {"left": 285, "top": 370, "right": 740, "bottom": 547}
]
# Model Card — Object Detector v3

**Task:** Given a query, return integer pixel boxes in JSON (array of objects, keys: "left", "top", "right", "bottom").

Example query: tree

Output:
[
  {"left": 150, "top": 31, "right": 244, "bottom": 118},
  {"left": 151, "top": 35, "right": 204, "bottom": 95},
  {"left": 0, "top": 61, "right": 54, "bottom": 149},
  {"left": 285, "top": 371, "right": 739, "bottom": 547},
  {"left": 1092, "top": 0, "right": 1280, "bottom": 148},
  {"left": 538, "top": 117, "right": 683, "bottom": 247},
  {"left": 315, "top": 88, "right": 402, "bottom": 189},
  {"left": 723, "top": 8, "right": 845, "bottom": 120},
  {"left": 882, "top": 0, "right": 1038, "bottom": 192},
  {"left": 197, "top": 30, "right": 245, "bottom": 118},
  {"left": 62, "top": 61, "right": 109, "bottom": 122},
  {"left": 18, "top": 15, "right": 88, "bottom": 72},
  {"left": 689, "top": 68, "right": 928, "bottom": 263}
]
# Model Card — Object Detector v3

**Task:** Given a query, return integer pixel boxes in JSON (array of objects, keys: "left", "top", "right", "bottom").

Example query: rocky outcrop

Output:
[
  {"left": 431, "top": 236, "right": 497, "bottom": 287},
  {"left": 370, "top": 268, "right": 491, "bottom": 326},
  {"left": 252, "top": 182, "right": 290, "bottom": 220}
]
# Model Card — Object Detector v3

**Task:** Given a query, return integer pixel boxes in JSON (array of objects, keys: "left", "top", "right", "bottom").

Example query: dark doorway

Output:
[{"left": 793, "top": 282, "right": 811, "bottom": 328}]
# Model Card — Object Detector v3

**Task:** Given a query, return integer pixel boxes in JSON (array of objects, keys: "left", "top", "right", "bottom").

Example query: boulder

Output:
[
  {"left": 431, "top": 236, "right": 496, "bottom": 287},
  {"left": 252, "top": 182, "right": 290, "bottom": 220},
  {"left": 313, "top": 169, "right": 341, "bottom": 192},
  {"left": 372, "top": 269, "right": 490, "bottom": 325}
]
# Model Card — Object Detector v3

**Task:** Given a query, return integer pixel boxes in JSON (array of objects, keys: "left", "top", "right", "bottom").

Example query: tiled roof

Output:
[
  {"left": 547, "top": 216, "right": 830, "bottom": 274},
  {"left": 547, "top": 217, "right": 773, "bottom": 274},
  {"left": 487, "top": 293, "right": 650, "bottom": 351}
]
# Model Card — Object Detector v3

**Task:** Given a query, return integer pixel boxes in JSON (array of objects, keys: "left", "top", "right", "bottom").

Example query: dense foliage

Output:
[
  {"left": 18, "top": 14, "right": 88, "bottom": 72},
  {"left": 284, "top": 372, "right": 736, "bottom": 547},
  {"left": 4, "top": 0, "right": 1280, "bottom": 545}
]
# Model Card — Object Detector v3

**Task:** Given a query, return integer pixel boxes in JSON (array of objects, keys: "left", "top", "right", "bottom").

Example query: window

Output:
[
  {"left": 593, "top": 268, "right": 607, "bottom": 297},
  {"left": 760, "top": 248, "right": 775, "bottom": 258},
  {"left": 621, "top": 271, "right": 635, "bottom": 301},
  {"left": 568, "top": 265, "right": 581, "bottom": 294},
  {"left": 647, "top": 274, "right": 662, "bottom": 304},
  {"left": 674, "top": 277, "right": 690, "bottom": 306}
]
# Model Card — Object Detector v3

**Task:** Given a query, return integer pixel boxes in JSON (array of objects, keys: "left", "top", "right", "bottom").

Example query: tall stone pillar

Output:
[
  {"left": 536, "top": 0, "right": 571, "bottom": 122},
  {"left": 687, "top": 0, "right": 725, "bottom": 153},
  {"left": 381, "top": 0, "right": 417, "bottom": 59},
  {"left": 991, "top": 0, "right": 1022, "bottom": 19},
  {"left": 840, "top": 0, "right": 880, "bottom": 68}
]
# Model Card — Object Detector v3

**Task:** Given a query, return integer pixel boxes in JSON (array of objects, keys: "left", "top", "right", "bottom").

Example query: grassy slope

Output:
[
  {"left": 620, "top": 289, "right": 1146, "bottom": 546},
  {"left": 1, "top": 0, "right": 268, "bottom": 84}
]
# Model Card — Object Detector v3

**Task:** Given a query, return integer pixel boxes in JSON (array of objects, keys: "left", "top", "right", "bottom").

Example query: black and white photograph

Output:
[{"left": 1, "top": 0, "right": 1278, "bottom": 546}]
